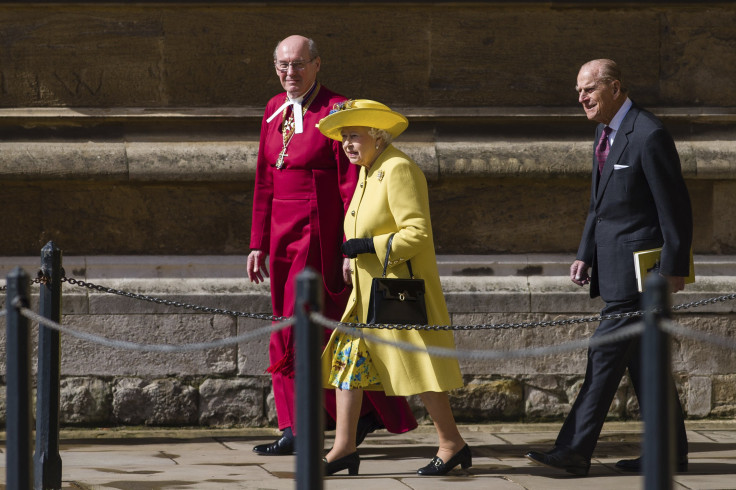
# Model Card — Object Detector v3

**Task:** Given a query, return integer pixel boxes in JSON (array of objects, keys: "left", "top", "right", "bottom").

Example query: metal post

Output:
[
  {"left": 642, "top": 272, "right": 674, "bottom": 490},
  {"left": 35, "top": 241, "right": 63, "bottom": 489},
  {"left": 6, "top": 267, "right": 34, "bottom": 490},
  {"left": 294, "top": 267, "right": 324, "bottom": 490}
]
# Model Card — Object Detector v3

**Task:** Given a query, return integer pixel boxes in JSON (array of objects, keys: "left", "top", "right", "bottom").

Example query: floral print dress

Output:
[{"left": 327, "top": 332, "right": 383, "bottom": 390}]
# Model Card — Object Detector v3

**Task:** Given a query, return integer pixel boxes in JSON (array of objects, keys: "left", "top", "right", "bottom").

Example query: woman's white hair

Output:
[{"left": 368, "top": 127, "right": 393, "bottom": 146}]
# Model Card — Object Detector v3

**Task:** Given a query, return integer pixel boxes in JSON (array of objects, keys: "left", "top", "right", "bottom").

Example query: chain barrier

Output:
[
  {"left": 2, "top": 273, "right": 736, "bottom": 332},
  {"left": 60, "top": 275, "right": 287, "bottom": 322},
  {"left": 55, "top": 275, "right": 736, "bottom": 331},
  {"left": 312, "top": 312, "right": 645, "bottom": 360},
  {"left": 0, "top": 272, "right": 46, "bottom": 292},
  {"left": 17, "top": 306, "right": 294, "bottom": 353}
]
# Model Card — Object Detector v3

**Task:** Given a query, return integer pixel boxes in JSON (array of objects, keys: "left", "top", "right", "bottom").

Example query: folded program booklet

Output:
[{"left": 634, "top": 247, "right": 695, "bottom": 292}]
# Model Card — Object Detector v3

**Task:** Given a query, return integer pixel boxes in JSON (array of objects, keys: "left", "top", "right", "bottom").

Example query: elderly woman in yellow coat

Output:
[{"left": 316, "top": 100, "right": 471, "bottom": 477}]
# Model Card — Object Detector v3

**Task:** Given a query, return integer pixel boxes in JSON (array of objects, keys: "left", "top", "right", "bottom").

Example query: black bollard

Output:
[
  {"left": 642, "top": 272, "right": 674, "bottom": 490},
  {"left": 35, "top": 241, "right": 63, "bottom": 489},
  {"left": 294, "top": 267, "right": 324, "bottom": 490},
  {"left": 6, "top": 267, "right": 34, "bottom": 490}
]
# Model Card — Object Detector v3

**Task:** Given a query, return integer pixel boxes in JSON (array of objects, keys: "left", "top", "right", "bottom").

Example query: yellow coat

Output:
[{"left": 322, "top": 145, "right": 464, "bottom": 396}]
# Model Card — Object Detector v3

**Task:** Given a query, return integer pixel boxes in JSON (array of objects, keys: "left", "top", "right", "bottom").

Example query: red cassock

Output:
[{"left": 250, "top": 84, "right": 417, "bottom": 434}]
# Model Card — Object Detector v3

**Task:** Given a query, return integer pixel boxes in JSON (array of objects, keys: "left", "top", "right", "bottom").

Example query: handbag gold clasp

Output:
[{"left": 399, "top": 292, "right": 406, "bottom": 301}]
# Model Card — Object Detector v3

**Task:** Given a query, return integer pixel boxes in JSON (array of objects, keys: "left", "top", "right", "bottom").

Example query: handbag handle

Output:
[{"left": 382, "top": 233, "right": 415, "bottom": 279}]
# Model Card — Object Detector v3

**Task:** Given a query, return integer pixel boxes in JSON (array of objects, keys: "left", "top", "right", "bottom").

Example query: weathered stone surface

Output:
[
  {"left": 60, "top": 376, "right": 112, "bottom": 425},
  {"left": 198, "top": 378, "right": 266, "bottom": 427},
  {"left": 1, "top": 4, "right": 735, "bottom": 108},
  {"left": 712, "top": 374, "right": 736, "bottom": 417},
  {"left": 59, "top": 314, "right": 238, "bottom": 376},
  {"left": 237, "top": 317, "right": 272, "bottom": 376},
  {"left": 437, "top": 141, "right": 591, "bottom": 177},
  {"left": 126, "top": 141, "right": 258, "bottom": 182},
  {"left": 0, "top": 142, "right": 127, "bottom": 181},
  {"left": 687, "top": 376, "right": 713, "bottom": 418},
  {"left": 713, "top": 181, "right": 736, "bottom": 254},
  {"left": 524, "top": 386, "right": 570, "bottom": 421},
  {"left": 452, "top": 313, "right": 595, "bottom": 376},
  {"left": 112, "top": 377, "right": 198, "bottom": 425},
  {"left": 669, "top": 316, "right": 736, "bottom": 375},
  {"left": 450, "top": 378, "right": 523, "bottom": 421},
  {"left": 662, "top": 9, "right": 736, "bottom": 105}
]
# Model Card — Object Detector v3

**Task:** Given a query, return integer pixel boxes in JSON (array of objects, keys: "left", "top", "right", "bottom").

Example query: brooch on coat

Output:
[{"left": 376, "top": 170, "right": 384, "bottom": 182}]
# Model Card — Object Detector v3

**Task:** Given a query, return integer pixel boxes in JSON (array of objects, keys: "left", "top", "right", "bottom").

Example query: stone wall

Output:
[
  {"left": 1, "top": 2, "right": 735, "bottom": 255},
  {"left": 1, "top": 255, "right": 735, "bottom": 427},
  {"left": 1, "top": 1, "right": 736, "bottom": 427}
]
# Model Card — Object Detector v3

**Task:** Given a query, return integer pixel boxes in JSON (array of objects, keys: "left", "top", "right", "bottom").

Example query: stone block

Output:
[
  {"left": 198, "top": 377, "right": 267, "bottom": 427},
  {"left": 524, "top": 386, "right": 570, "bottom": 420},
  {"left": 528, "top": 276, "right": 603, "bottom": 313},
  {"left": 59, "top": 314, "right": 238, "bottom": 376},
  {"left": 237, "top": 317, "right": 272, "bottom": 376},
  {"left": 693, "top": 142, "right": 736, "bottom": 180},
  {"left": 712, "top": 374, "right": 736, "bottom": 417},
  {"left": 427, "top": 7, "right": 661, "bottom": 106},
  {"left": 452, "top": 313, "right": 594, "bottom": 376},
  {"left": 112, "top": 377, "right": 198, "bottom": 425},
  {"left": 0, "top": 142, "right": 127, "bottom": 181},
  {"left": 126, "top": 141, "right": 258, "bottom": 182},
  {"left": 661, "top": 9, "right": 736, "bottom": 105},
  {"left": 427, "top": 177, "right": 590, "bottom": 255},
  {"left": 713, "top": 181, "right": 736, "bottom": 254},
  {"left": 442, "top": 276, "right": 529, "bottom": 313},
  {"left": 437, "top": 141, "right": 591, "bottom": 178},
  {"left": 669, "top": 315, "right": 736, "bottom": 375},
  {"left": 60, "top": 376, "right": 112, "bottom": 425},
  {"left": 687, "top": 376, "right": 713, "bottom": 418},
  {"left": 450, "top": 377, "right": 523, "bottom": 421}
]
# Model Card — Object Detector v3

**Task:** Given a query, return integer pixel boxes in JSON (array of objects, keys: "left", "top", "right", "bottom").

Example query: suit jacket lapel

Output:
[{"left": 595, "top": 105, "right": 638, "bottom": 204}]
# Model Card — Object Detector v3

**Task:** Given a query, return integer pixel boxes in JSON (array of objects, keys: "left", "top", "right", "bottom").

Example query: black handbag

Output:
[{"left": 366, "top": 234, "right": 428, "bottom": 325}]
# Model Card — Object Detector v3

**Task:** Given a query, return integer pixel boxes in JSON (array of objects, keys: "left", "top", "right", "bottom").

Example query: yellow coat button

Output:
[{"left": 351, "top": 210, "right": 355, "bottom": 216}]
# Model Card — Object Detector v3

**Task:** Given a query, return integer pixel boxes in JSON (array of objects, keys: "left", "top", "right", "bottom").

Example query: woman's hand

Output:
[
  {"left": 342, "top": 257, "right": 353, "bottom": 286},
  {"left": 341, "top": 238, "right": 376, "bottom": 258}
]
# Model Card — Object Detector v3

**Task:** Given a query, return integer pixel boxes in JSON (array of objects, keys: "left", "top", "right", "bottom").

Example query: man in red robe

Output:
[{"left": 248, "top": 34, "right": 417, "bottom": 455}]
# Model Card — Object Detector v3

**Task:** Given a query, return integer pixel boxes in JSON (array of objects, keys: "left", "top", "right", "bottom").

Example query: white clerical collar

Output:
[{"left": 265, "top": 83, "right": 317, "bottom": 134}]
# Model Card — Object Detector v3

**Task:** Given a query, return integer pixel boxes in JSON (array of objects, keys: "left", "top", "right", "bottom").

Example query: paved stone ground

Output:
[{"left": 2, "top": 421, "right": 736, "bottom": 489}]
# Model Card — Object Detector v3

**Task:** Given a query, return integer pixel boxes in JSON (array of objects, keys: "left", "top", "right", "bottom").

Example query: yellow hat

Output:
[{"left": 317, "top": 99, "right": 408, "bottom": 141}]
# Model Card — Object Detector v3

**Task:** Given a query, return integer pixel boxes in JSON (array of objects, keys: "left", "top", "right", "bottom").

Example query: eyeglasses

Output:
[{"left": 274, "top": 58, "right": 316, "bottom": 73}]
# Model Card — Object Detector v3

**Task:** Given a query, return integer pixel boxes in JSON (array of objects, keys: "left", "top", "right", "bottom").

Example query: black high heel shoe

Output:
[
  {"left": 417, "top": 444, "right": 472, "bottom": 476},
  {"left": 324, "top": 451, "right": 360, "bottom": 476}
]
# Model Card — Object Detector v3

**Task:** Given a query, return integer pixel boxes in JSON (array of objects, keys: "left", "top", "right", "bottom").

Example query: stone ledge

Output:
[{"left": 1, "top": 139, "right": 734, "bottom": 181}]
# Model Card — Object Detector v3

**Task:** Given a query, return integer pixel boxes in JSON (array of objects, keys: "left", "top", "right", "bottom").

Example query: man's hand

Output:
[
  {"left": 342, "top": 257, "right": 353, "bottom": 286},
  {"left": 664, "top": 274, "right": 686, "bottom": 293},
  {"left": 570, "top": 260, "right": 591, "bottom": 287},
  {"left": 247, "top": 250, "right": 269, "bottom": 284}
]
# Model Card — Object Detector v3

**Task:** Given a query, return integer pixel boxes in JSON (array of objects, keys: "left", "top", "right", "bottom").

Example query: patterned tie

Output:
[{"left": 596, "top": 126, "right": 613, "bottom": 174}]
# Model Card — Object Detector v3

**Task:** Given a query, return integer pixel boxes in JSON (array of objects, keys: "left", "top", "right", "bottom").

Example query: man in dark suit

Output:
[{"left": 526, "top": 59, "right": 692, "bottom": 476}]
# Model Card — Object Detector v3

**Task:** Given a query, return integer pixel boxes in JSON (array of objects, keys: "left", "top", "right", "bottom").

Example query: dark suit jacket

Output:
[{"left": 576, "top": 103, "right": 693, "bottom": 302}]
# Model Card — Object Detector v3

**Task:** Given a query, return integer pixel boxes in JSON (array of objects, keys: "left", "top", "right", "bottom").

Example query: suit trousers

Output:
[{"left": 555, "top": 298, "right": 688, "bottom": 459}]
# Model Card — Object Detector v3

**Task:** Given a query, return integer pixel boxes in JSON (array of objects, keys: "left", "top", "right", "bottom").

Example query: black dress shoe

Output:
[
  {"left": 252, "top": 434, "right": 294, "bottom": 456},
  {"left": 417, "top": 444, "right": 472, "bottom": 476},
  {"left": 356, "top": 414, "right": 384, "bottom": 446},
  {"left": 324, "top": 451, "right": 360, "bottom": 476},
  {"left": 526, "top": 447, "right": 591, "bottom": 476},
  {"left": 616, "top": 456, "right": 688, "bottom": 473}
]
